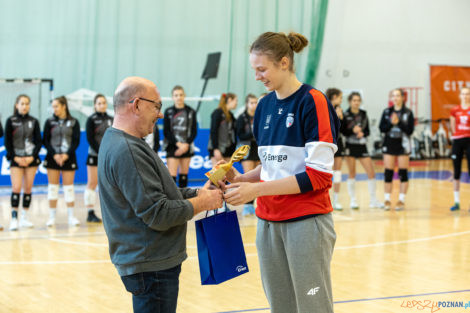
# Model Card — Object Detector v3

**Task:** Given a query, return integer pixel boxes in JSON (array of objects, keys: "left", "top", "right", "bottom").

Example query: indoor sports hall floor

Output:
[{"left": 0, "top": 159, "right": 469, "bottom": 313}]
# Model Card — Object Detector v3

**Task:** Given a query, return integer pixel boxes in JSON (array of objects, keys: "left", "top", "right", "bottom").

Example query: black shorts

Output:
[
  {"left": 166, "top": 144, "right": 194, "bottom": 159},
  {"left": 208, "top": 145, "right": 236, "bottom": 158},
  {"left": 43, "top": 154, "right": 78, "bottom": 171},
  {"left": 335, "top": 138, "right": 345, "bottom": 157},
  {"left": 451, "top": 137, "right": 470, "bottom": 179},
  {"left": 382, "top": 137, "right": 410, "bottom": 156},
  {"left": 86, "top": 155, "right": 98, "bottom": 166},
  {"left": 9, "top": 156, "right": 41, "bottom": 168},
  {"left": 345, "top": 143, "right": 370, "bottom": 158}
]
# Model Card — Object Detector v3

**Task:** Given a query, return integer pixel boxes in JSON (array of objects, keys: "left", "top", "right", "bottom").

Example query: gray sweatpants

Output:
[{"left": 256, "top": 213, "right": 336, "bottom": 313}]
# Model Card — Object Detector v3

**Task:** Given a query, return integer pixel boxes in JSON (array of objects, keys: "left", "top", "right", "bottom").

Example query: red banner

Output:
[{"left": 430, "top": 65, "right": 470, "bottom": 131}]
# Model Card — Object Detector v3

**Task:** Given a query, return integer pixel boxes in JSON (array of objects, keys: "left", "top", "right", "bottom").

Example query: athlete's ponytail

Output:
[{"left": 250, "top": 31, "right": 308, "bottom": 72}]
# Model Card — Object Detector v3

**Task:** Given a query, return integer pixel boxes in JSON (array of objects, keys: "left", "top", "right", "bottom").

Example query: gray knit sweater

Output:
[{"left": 98, "top": 127, "right": 197, "bottom": 276}]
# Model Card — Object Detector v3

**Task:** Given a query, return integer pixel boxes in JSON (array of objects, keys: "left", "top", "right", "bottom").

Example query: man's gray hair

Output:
[{"left": 113, "top": 82, "right": 147, "bottom": 112}]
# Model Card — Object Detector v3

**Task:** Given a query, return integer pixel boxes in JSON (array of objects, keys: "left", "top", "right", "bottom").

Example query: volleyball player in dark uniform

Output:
[
  {"left": 342, "top": 92, "right": 383, "bottom": 209},
  {"left": 208, "top": 92, "right": 237, "bottom": 165},
  {"left": 5, "top": 94, "right": 41, "bottom": 231},
  {"left": 449, "top": 87, "right": 470, "bottom": 211},
  {"left": 43, "top": 96, "right": 81, "bottom": 227},
  {"left": 326, "top": 88, "right": 345, "bottom": 210},
  {"left": 163, "top": 85, "right": 197, "bottom": 188},
  {"left": 379, "top": 88, "right": 415, "bottom": 210},
  {"left": 236, "top": 93, "right": 260, "bottom": 215},
  {"left": 85, "top": 94, "right": 113, "bottom": 222}
]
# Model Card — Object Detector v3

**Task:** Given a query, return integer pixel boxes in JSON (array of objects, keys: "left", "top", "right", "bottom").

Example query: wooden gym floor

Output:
[{"left": 0, "top": 159, "right": 469, "bottom": 313}]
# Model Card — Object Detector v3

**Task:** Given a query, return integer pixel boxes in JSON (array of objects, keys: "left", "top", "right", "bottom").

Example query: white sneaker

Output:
[
  {"left": 369, "top": 199, "right": 384, "bottom": 209},
  {"left": 332, "top": 202, "right": 343, "bottom": 211},
  {"left": 350, "top": 199, "right": 359, "bottom": 210},
  {"left": 9, "top": 218, "right": 19, "bottom": 231},
  {"left": 68, "top": 216, "right": 80, "bottom": 227},
  {"left": 46, "top": 217, "right": 56, "bottom": 227},
  {"left": 19, "top": 217, "right": 34, "bottom": 228}
]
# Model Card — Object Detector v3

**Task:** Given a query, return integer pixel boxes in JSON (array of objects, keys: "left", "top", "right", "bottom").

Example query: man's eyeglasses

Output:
[{"left": 129, "top": 97, "right": 162, "bottom": 113}]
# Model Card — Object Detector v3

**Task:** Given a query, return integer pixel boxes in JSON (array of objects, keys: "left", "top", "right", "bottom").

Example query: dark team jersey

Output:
[
  {"left": 208, "top": 108, "right": 236, "bottom": 154},
  {"left": 236, "top": 110, "right": 258, "bottom": 154},
  {"left": 4, "top": 113, "right": 42, "bottom": 160},
  {"left": 253, "top": 84, "right": 339, "bottom": 221},
  {"left": 43, "top": 115, "right": 80, "bottom": 156},
  {"left": 86, "top": 112, "right": 113, "bottom": 156},
  {"left": 341, "top": 108, "right": 370, "bottom": 145},
  {"left": 163, "top": 105, "right": 197, "bottom": 147},
  {"left": 379, "top": 106, "right": 414, "bottom": 139}
]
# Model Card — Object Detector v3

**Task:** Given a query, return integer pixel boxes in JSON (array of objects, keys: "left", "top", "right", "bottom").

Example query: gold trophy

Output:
[{"left": 205, "top": 145, "right": 250, "bottom": 187}]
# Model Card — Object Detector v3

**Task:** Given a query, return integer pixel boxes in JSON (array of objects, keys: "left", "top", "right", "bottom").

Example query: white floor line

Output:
[
  {"left": 0, "top": 260, "right": 110, "bottom": 265},
  {"left": 3, "top": 230, "right": 470, "bottom": 265},
  {"left": 48, "top": 238, "right": 108, "bottom": 247},
  {"left": 334, "top": 230, "right": 470, "bottom": 250}
]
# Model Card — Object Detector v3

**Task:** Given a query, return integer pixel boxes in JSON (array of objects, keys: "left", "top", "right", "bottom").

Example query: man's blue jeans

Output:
[{"left": 121, "top": 264, "right": 181, "bottom": 313}]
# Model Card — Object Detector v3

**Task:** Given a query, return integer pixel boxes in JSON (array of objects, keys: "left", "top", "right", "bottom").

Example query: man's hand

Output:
[{"left": 189, "top": 181, "right": 223, "bottom": 215}]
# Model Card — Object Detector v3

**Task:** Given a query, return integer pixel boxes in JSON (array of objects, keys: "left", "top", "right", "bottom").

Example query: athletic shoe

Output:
[
  {"left": 369, "top": 200, "right": 384, "bottom": 209},
  {"left": 350, "top": 199, "right": 359, "bottom": 210},
  {"left": 332, "top": 202, "right": 343, "bottom": 211},
  {"left": 450, "top": 203, "right": 460, "bottom": 211},
  {"left": 46, "top": 217, "right": 56, "bottom": 227},
  {"left": 395, "top": 201, "right": 405, "bottom": 211},
  {"left": 9, "top": 218, "right": 18, "bottom": 231},
  {"left": 68, "top": 216, "right": 80, "bottom": 227},
  {"left": 87, "top": 211, "right": 102, "bottom": 223},
  {"left": 384, "top": 200, "right": 391, "bottom": 211},
  {"left": 19, "top": 217, "right": 34, "bottom": 228},
  {"left": 242, "top": 204, "right": 255, "bottom": 216}
]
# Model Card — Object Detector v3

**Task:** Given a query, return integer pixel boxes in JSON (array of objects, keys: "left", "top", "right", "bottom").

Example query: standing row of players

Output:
[
  {"left": 0, "top": 87, "right": 261, "bottom": 231},
  {"left": 327, "top": 87, "right": 470, "bottom": 212}
]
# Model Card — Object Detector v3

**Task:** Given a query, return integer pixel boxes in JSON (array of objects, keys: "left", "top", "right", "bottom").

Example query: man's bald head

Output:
[{"left": 113, "top": 77, "right": 157, "bottom": 112}]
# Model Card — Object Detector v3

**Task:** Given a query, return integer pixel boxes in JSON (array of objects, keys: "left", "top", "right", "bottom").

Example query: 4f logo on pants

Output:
[{"left": 307, "top": 287, "right": 320, "bottom": 296}]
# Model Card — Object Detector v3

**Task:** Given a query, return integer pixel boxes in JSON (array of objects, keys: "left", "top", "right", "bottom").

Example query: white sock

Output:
[
  {"left": 399, "top": 193, "right": 406, "bottom": 202},
  {"left": 333, "top": 192, "right": 339, "bottom": 203},
  {"left": 49, "top": 208, "right": 56, "bottom": 219},
  {"left": 384, "top": 193, "right": 391, "bottom": 201},
  {"left": 454, "top": 191, "right": 460, "bottom": 204},
  {"left": 368, "top": 179, "right": 377, "bottom": 202},
  {"left": 347, "top": 179, "right": 356, "bottom": 201},
  {"left": 67, "top": 207, "right": 74, "bottom": 217},
  {"left": 21, "top": 210, "right": 28, "bottom": 219}
]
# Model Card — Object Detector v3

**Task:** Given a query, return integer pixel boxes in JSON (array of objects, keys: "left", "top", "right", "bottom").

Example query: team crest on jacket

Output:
[{"left": 286, "top": 113, "right": 294, "bottom": 128}]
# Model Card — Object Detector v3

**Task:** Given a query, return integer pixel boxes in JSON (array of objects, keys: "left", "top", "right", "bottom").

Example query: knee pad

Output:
[
  {"left": 384, "top": 169, "right": 394, "bottom": 183},
  {"left": 333, "top": 171, "right": 342, "bottom": 184},
  {"left": 398, "top": 169, "right": 408, "bottom": 182},
  {"left": 179, "top": 174, "right": 188, "bottom": 188},
  {"left": 63, "top": 185, "right": 75, "bottom": 203},
  {"left": 84, "top": 188, "right": 96, "bottom": 206},
  {"left": 11, "top": 193, "right": 20, "bottom": 208},
  {"left": 48, "top": 184, "right": 59, "bottom": 201},
  {"left": 22, "top": 193, "right": 32, "bottom": 208}
]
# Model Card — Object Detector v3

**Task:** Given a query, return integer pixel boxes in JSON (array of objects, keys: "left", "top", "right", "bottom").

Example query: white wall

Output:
[{"left": 316, "top": 0, "right": 470, "bottom": 124}]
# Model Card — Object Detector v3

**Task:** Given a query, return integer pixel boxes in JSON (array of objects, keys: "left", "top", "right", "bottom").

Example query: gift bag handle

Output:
[{"left": 205, "top": 202, "right": 231, "bottom": 218}]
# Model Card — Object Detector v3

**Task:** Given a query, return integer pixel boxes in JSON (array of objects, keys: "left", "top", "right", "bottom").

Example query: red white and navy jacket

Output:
[{"left": 253, "top": 84, "right": 340, "bottom": 221}]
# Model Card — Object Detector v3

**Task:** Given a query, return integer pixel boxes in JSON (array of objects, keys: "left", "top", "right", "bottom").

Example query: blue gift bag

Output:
[{"left": 195, "top": 208, "right": 249, "bottom": 285}]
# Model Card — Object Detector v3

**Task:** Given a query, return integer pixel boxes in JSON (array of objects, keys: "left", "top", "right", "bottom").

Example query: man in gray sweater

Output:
[{"left": 98, "top": 77, "right": 223, "bottom": 313}]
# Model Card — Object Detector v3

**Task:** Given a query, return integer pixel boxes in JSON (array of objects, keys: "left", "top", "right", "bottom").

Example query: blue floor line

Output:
[{"left": 216, "top": 289, "right": 470, "bottom": 313}]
